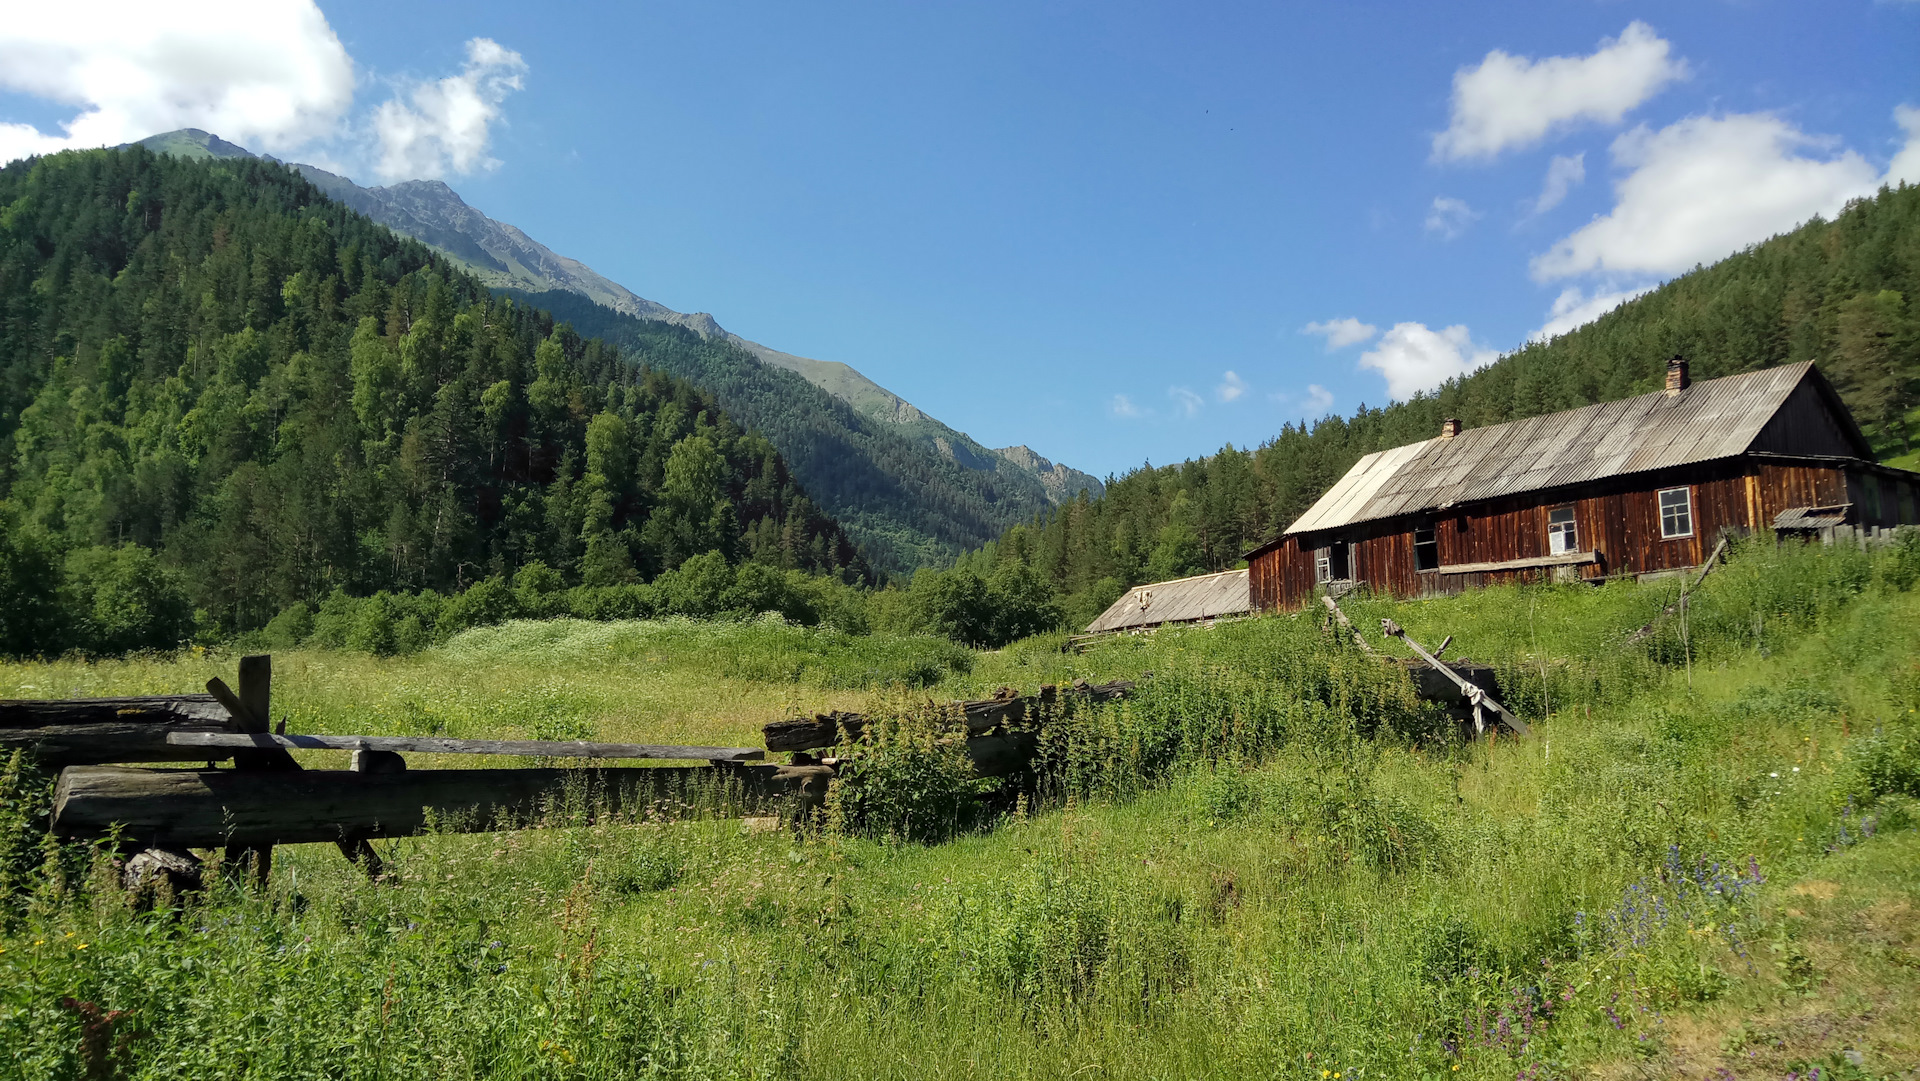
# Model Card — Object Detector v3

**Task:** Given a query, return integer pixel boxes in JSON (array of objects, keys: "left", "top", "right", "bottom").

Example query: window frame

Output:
[
  {"left": 1657, "top": 486, "right": 1694, "bottom": 540},
  {"left": 1412, "top": 525, "right": 1439, "bottom": 571},
  {"left": 1545, "top": 505, "right": 1578, "bottom": 555},
  {"left": 1314, "top": 547, "right": 1331, "bottom": 584}
]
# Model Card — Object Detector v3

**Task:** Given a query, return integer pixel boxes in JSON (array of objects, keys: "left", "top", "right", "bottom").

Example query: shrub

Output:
[{"left": 61, "top": 544, "right": 195, "bottom": 654}]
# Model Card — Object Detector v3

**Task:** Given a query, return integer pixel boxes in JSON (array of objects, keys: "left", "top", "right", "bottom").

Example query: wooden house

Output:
[{"left": 1245, "top": 359, "right": 1920, "bottom": 612}]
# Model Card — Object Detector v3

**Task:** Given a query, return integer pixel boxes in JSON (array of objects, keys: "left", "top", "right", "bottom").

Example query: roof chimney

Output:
[
  {"left": 1439, "top": 417, "right": 1461, "bottom": 439},
  {"left": 1665, "top": 355, "right": 1690, "bottom": 395}
]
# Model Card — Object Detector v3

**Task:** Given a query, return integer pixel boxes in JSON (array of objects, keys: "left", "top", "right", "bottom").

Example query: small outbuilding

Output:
[
  {"left": 1083, "top": 568, "right": 1250, "bottom": 634},
  {"left": 1244, "top": 359, "right": 1920, "bottom": 612}
]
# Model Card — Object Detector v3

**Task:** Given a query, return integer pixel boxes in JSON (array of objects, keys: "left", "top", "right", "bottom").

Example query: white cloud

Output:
[
  {"left": 1531, "top": 153, "right": 1586, "bottom": 215},
  {"left": 1425, "top": 196, "right": 1480, "bottom": 239},
  {"left": 1433, "top": 22, "right": 1687, "bottom": 162},
  {"left": 1530, "top": 285, "right": 1653, "bottom": 342},
  {"left": 0, "top": 0, "right": 354, "bottom": 164},
  {"left": 1216, "top": 371, "right": 1248, "bottom": 402},
  {"left": 1531, "top": 111, "right": 1917, "bottom": 281},
  {"left": 1302, "top": 317, "right": 1378, "bottom": 351},
  {"left": 1270, "top": 384, "right": 1336, "bottom": 419},
  {"left": 1169, "top": 387, "right": 1205, "bottom": 418},
  {"left": 1358, "top": 323, "right": 1497, "bottom": 400},
  {"left": 1890, "top": 105, "right": 1920, "bottom": 186},
  {"left": 372, "top": 38, "right": 527, "bottom": 180},
  {"left": 1110, "top": 394, "right": 1144, "bottom": 418}
]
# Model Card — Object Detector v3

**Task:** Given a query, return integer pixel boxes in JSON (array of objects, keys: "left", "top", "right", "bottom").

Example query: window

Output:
[
  {"left": 1546, "top": 506, "right": 1578, "bottom": 554},
  {"left": 1658, "top": 487, "right": 1693, "bottom": 539},
  {"left": 1413, "top": 526, "right": 1439, "bottom": 571},
  {"left": 1314, "top": 543, "right": 1350, "bottom": 584},
  {"left": 1863, "top": 475, "right": 1882, "bottom": 522}
]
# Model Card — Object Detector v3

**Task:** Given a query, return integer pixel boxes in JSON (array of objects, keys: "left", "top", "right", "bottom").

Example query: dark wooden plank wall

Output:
[
  {"left": 1750, "top": 382, "right": 1867, "bottom": 458},
  {"left": 1250, "top": 459, "right": 1917, "bottom": 612}
]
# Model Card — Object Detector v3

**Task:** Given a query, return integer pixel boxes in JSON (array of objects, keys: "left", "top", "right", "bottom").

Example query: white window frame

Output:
[
  {"left": 1658, "top": 487, "right": 1693, "bottom": 539},
  {"left": 1546, "top": 506, "right": 1578, "bottom": 554},
  {"left": 1314, "top": 548, "right": 1331, "bottom": 584}
]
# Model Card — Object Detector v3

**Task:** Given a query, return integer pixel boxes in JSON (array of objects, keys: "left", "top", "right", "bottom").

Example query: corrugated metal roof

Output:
[
  {"left": 1774, "top": 504, "right": 1851, "bottom": 530},
  {"left": 1284, "top": 363, "right": 1819, "bottom": 537},
  {"left": 1084, "top": 569, "right": 1250, "bottom": 634}
]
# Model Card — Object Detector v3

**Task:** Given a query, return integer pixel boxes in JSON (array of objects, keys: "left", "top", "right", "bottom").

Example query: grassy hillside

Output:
[
  {"left": 964, "top": 183, "right": 1920, "bottom": 628},
  {"left": 3, "top": 533, "right": 1917, "bottom": 1077}
]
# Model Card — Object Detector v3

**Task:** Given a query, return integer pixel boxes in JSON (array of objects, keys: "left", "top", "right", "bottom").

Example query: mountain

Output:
[
  {"left": 0, "top": 146, "right": 870, "bottom": 642},
  {"left": 953, "top": 181, "right": 1920, "bottom": 628},
  {"left": 129, "top": 129, "right": 1102, "bottom": 570}
]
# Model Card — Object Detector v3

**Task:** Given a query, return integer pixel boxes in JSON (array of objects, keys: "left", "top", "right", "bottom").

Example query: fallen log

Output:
[
  {"left": 52, "top": 764, "right": 819, "bottom": 848},
  {"left": 167, "top": 731, "right": 764, "bottom": 762},
  {"left": 0, "top": 695, "right": 235, "bottom": 766},
  {"left": 763, "top": 711, "right": 866, "bottom": 753}
]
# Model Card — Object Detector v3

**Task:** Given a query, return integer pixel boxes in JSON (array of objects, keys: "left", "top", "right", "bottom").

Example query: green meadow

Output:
[{"left": 3, "top": 534, "right": 1919, "bottom": 1079}]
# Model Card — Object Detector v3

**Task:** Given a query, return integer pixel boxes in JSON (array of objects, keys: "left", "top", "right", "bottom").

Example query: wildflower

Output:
[{"left": 76, "top": 943, "right": 87, "bottom": 950}]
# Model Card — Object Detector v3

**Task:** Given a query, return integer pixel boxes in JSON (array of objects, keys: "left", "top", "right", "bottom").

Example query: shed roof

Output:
[
  {"left": 1275, "top": 362, "right": 1859, "bottom": 541},
  {"left": 1084, "top": 568, "right": 1249, "bottom": 634}
]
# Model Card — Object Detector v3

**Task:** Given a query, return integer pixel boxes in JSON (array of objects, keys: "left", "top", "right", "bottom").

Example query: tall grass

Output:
[{"left": 2, "top": 534, "right": 1918, "bottom": 1079}]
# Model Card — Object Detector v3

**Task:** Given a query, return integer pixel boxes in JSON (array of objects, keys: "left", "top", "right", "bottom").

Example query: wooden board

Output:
[
  {"left": 167, "top": 732, "right": 763, "bottom": 762},
  {"left": 52, "top": 764, "right": 777, "bottom": 846},
  {"left": 0, "top": 695, "right": 234, "bottom": 766}
]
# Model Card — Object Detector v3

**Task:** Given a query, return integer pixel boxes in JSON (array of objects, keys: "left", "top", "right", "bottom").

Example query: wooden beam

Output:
[
  {"left": 1380, "top": 619, "right": 1529, "bottom": 737},
  {"left": 166, "top": 731, "right": 764, "bottom": 763},
  {"left": 1435, "top": 551, "right": 1597, "bottom": 575},
  {"left": 1321, "top": 594, "right": 1376, "bottom": 655},
  {"left": 1623, "top": 536, "right": 1729, "bottom": 644},
  {"left": 53, "top": 765, "right": 730, "bottom": 847},
  {"left": 0, "top": 696, "right": 233, "bottom": 766}
]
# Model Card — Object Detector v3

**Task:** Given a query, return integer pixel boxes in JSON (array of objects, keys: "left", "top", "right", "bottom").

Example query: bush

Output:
[
  {"left": 0, "top": 507, "right": 64, "bottom": 656},
  {"left": 61, "top": 544, "right": 195, "bottom": 654},
  {"left": 260, "top": 601, "right": 315, "bottom": 648}
]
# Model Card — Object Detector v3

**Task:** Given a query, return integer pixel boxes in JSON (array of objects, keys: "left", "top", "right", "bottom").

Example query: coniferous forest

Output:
[
  {"left": 0, "top": 147, "right": 870, "bottom": 654},
  {"left": 956, "top": 183, "right": 1920, "bottom": 629}
]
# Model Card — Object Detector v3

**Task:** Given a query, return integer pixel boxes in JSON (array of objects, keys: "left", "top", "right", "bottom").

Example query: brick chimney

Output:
[
  {"left": 1665, "top": 355, "right": 1690, "bottom": 395},
  {"left": 1439, "top": 417, "right": 1461, "bottom": 439}
]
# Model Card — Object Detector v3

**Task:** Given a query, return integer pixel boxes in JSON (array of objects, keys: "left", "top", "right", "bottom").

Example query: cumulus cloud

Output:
[
  {"left": 1530, "top": 153, "right": 1586, "bottom": 215},
  {"left": 1302, "top": 317, "right": 1378, "bottom": 351},
  {"left": 1358, "top": 323, "right": 1497, "bottom": 400},
  {"left": 372, "top": 37, "right": 527, "bottom": 180},
  {"left": 1216, "top": 371, "right": 1248, "bottom": 402},
  {"left": 1110, "top": 394, "right": 1144, "bottom": 418},
  {"left": 0, "top": 0, "right": 354, "bottom": 163},
  {"left": 1433, "top": 22, "right": 1686, "bottom": 162},
  {"left": 1890, "top": 105, "right": 1920, "bottom": 186},
  {"left": 1169, "top": 387, "right": 1205, "bottom": 418},
  {"left": 1272, "top": 384, "right": 1336, "bottom": 419},
  {"left": 1425, "top": 196, "right": 1480, "bottom": 239},
  {"left": 1530, "top": 285, "right": 1653, "bottom": 342},
  {"left": 1531, "top": 110, "right": 1918, "bottom": 281}
]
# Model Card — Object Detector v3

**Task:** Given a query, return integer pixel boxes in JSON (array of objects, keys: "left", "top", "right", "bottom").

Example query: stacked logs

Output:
[{"left": 763, "top": 678, "right": 1138, "bottom": 778}]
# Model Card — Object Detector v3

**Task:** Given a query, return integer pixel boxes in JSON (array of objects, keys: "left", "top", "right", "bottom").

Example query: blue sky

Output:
[{"left": 3, "top": 2, "right": 1917, "bottom": 479}]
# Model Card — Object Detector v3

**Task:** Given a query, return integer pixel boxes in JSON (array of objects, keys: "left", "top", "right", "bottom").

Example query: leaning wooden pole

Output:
[
  {"left": 1624, "top": 536, "right": 1729, "bottom": 644},
  {"left": 1380, "top": 619, "right": 1529, "bottom": 737}
]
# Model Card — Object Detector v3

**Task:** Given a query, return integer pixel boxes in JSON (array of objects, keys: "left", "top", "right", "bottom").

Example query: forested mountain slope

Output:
[
  {"left": 0, "top": 146, "right": 867, "bottom": 645},
  {"left": 131, "top": 129, "right": 1101, "bottom": 570},
  {"left": 963, "top": 183, "right": 1920, "bottom": 628},
  {"left": 511, "top": 288, "right": 1065, "bottom": 571}
]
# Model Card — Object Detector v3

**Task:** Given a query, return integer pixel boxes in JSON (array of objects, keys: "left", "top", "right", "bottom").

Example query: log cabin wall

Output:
[{"left": 1248, "top": 458, "right": 1918, "bottom": 612}]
